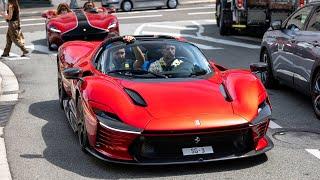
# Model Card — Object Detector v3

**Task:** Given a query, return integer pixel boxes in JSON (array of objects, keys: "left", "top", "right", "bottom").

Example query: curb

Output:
[
  {"left": 0, "top": 62, "right": 13, "bottom": 180},
  {"left": 20, "top": 0, "right": 216, "bottom": 17},
  {"left": 0, "top": 60, "right": 20, "bottom": 180}
]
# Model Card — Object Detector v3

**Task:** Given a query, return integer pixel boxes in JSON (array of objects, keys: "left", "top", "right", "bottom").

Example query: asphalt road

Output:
[{"left": 1, "top": 3, "right": 320, "bottom": 180}]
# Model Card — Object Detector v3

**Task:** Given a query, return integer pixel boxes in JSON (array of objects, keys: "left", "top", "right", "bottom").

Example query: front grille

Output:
[{"left": 130, "top": 125, "right": 254, "bottom": 162}]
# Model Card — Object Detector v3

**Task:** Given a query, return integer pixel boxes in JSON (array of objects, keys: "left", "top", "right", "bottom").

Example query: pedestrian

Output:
[{"left": 0, "top": 0, "right": 29, "bottom": 58}]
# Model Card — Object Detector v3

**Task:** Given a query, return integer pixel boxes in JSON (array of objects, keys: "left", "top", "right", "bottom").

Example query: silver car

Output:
[{"left": 102, "top": 0, "right": 178, "bottom": 11}]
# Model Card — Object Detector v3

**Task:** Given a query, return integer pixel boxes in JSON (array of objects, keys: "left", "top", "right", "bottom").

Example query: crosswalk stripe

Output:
[
  {"left": 188, "top": 12, "right": 214, "bottom": 15},
  {"left": 146, "top": 24, "right": 197, "bottom": 30}
]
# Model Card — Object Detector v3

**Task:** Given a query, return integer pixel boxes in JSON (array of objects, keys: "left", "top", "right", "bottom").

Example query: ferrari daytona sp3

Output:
[{"left": 57, "top": 35, "right": 273, "bottom": 164}]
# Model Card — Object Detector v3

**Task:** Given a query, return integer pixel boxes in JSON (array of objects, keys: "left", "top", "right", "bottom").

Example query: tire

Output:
[
  {"left": 46, "top": 29, "right": 55, "bottom": 51},
  {"left": 218, "top": 5, "right": 228, "bottom": 36},
  {"left": 216, "top": 2, "right": 220, "bottom": 27},
  {"left": 311, "top": 71, "right": 320, "bottom": 120},
  {"left": 57, "top": 63, "right": 67, "bottom": 109},
  {"left": 260, "top": 49, "right": 279, "bottom": 89},
  {"left": 77, "top": 97, "right": 89, "bottom": 152},
  {"left": 167, "top": 0, "right": 178, "bottom": 9},
  {"left": 121, "top": 0, "right": 133, "bottom": 12}
]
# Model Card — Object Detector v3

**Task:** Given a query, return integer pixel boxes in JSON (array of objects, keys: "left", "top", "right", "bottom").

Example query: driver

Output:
[
  {"left": 148, "top": 44, "right": 183, "bottom": 73},
  {"left": 110, "top": 36, "right": 145, "bottom": 71},
  {"left": 83, "top": 1, "right": 103, "bottom": 13}
]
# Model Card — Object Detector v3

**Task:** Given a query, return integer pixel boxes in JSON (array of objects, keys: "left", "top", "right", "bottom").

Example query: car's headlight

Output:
[
  {"left": 107, "top": 20, "right": 118, "bottom": 31},
  {"left": 49, "top": 26, "right": 61, "bottom": 33},
  {"left": 94, "top": 109, "right": 142, "bottom": 134},
  {"left": 250, "top": 99, "right": 271, "bottom": 126}
]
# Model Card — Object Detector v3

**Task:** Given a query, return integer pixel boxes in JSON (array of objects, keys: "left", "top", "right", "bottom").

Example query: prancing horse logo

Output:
[
  {"left": 195, "top": 120, "right": 201, "bottom": 126},
  {"left": 194, "top": 137, "right": 201, "bottom": 144}
]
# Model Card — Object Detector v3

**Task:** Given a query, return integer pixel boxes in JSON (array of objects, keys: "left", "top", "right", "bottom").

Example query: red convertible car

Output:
[
  {"left": 57, "top": 35, "right": 273, "bottom": 164},
  {"left": 42, "top": 3, "right": 119, "bottom": 50}
]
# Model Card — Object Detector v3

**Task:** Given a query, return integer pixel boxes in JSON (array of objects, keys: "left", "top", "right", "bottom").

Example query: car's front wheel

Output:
[
  {"left": 260, "top": 49, "right": 279, "bottom": 89},
  {"left": 311, "top": 71, "right": 320, "bottom": 120},
  {"left": 57, "top": 64, "right": 67, "bottom": 109},
  {"left": 77, "top": 97, "right": 89, "bottom": 152},
  {"left": 167, "top": 0, "right": 178, "bottom": 9}
]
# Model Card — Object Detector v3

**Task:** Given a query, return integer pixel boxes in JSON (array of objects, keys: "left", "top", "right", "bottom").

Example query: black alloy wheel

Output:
[
  {"left": 260, "top": 49, "right": 279, "bottom": 89},
  {"left": 77, "top": 97, "right": 89, "bottom": 152},
  {"left": 57, "top": 64, "right": 67, "bottom": 109},
  {"left": 311, "top": 71, "right": 320, "bottom": 120}
]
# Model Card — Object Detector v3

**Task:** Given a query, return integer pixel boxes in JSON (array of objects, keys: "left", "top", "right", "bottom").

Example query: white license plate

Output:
[{"left": 182, "top": 146, "right": 214, "bottom": 156}]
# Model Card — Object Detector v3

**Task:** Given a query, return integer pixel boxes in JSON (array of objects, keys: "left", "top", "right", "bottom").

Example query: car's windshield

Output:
[{"left": 95, "top": 41, "right": 213, "bottom": 79}]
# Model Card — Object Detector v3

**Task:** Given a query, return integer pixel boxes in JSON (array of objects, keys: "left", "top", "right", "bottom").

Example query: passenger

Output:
[
  {"left": 56, "top": 3, "right": 71, "bottom": 15},
  {"left": 83, "top": 1, "right": 103, "bottom": 13},
  {"left": 110, "top": 36, "right": 145, "bottom": 71},
  {"left": 83, "top": 1, "right": 95, "bottom": 12},
  {"left": 148, "top": 44, "right": 183, "bottom": 73}
]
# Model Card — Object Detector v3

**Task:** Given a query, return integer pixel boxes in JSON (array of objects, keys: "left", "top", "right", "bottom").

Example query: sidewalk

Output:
[{"left": 20, "top": 0, "right": 216, "bottom": 17}]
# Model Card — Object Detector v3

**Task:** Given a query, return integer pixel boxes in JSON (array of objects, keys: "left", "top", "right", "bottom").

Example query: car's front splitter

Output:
[{"left": 85, "top": 135, "right": 274, "bottom": 165}]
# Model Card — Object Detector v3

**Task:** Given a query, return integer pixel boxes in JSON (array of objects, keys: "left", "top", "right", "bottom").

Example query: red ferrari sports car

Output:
[
  {"left": 57, "top": 35, "right": 273, "bottom": 164},
  {"left": 42, "top": 3, "right": 119, "bottom": 50}
]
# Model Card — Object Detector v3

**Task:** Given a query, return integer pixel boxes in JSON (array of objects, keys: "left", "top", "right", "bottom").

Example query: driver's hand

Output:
[{"left": 123, "top": 36, "right": 135, "bottom": 43}]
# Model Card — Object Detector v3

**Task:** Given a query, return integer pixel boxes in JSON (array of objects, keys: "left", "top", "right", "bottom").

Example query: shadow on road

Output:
[{"left": 28, "top": 100, "right": 269, "bottom": 179}]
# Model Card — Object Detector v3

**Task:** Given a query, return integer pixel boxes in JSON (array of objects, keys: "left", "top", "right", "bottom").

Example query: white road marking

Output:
[
  {"left": 192, "top": 43, "right": 223, "bottom": 50},
  {"left": 183, "top": 0, "right": 215, "bottom": 4},
  {"left": 0, "top": 18, "right": 44, "bottom": 23},
  {"left": 118, "top": 14, "right": 163, "bottom": 20},
  {"left": 306, "top": 149, "right": 320, "bottom": 160},
  {"left": 146, "top": 24, "right": 197, "bottom": 30},
  {"left": 141, "top": 30, "right": 260, "bottom": 49},
  {"left": 116, "top": 6, "right": 214, "bottom": 15},
  {"left": 205, "top": 19, "right": 217, "bottom": 23},
  {"left": 0, "top": 22, "right": 45, "bottom": 29},
  {"left": 0, "top": 127, "right": 12, "bottom": 180},
  {"left": 231, "top": 36, "right": 262, "bottom": 43},
  {"left": 134, "top": 23, "right": 147, "bottom": 35},
  {"left": 268, "top": 120, "right": 282, "bottom": 129},
  {"left": 188, "top": 12, "right": 214, "bottom": 15},
  {"left": 26, "top": 44, "right": 57, "bottom": 56}
]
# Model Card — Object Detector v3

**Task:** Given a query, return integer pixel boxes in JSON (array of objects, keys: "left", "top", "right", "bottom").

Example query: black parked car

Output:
[{"left": 260, "top": 2, "right": 320, "bottom": 118}]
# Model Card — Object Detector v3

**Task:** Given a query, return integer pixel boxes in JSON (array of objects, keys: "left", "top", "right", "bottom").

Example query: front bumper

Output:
[
  {"left": 88, "top": 121, "right": 273, "bottom": 165},
  {"left": 86, "top": 135, "right": 273, "bottom": 165}
]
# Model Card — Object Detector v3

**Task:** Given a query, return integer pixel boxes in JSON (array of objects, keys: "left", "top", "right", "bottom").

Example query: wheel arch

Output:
[{"left": 310, "top": 65, "right": 320, "bottom": 94}]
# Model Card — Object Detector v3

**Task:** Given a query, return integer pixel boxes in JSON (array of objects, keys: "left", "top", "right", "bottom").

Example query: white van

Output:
[{"left": 101, "top": 0, "right": 179, "bottom": 11}]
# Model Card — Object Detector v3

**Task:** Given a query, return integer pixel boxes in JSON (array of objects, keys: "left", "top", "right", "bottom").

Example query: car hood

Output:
[
  {"left": 120, "top": 78, "right": 248, "bottom": 131},
  {"left": 48, "top": 10, "right": 115, "bottom": 33}
]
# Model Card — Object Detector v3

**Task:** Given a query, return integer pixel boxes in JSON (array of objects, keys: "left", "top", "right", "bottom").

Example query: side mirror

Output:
[
  {"left": 63, "top": 68, "right": 82, "bottom": 80},
  {"left": 250, "top": 63, "right": 268, "bottom": 73},
  {"left": 271, "top": 20, "right": 282, "bottom": 30}
]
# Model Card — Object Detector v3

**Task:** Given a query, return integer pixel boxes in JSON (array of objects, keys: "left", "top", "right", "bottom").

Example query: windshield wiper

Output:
[{"left": 107, "top": 69, "right": 168, "bottom": 78}]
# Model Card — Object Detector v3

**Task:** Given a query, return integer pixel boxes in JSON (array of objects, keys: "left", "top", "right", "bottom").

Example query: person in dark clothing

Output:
[{"left": 0, "top": 0, "right": 29, "bottom": 58}]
